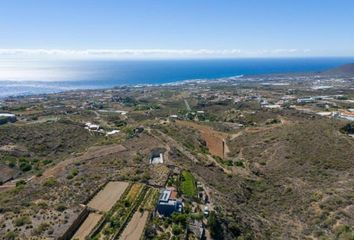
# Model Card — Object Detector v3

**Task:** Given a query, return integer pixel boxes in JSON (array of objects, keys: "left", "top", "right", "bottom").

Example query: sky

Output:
[{"left": 0, "top": 0, "right": 354, "bottom": 58}]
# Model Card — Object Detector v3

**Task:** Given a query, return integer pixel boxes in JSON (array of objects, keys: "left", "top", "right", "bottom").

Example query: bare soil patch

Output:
[
  {"left": 72, "top": 212, "right": 103, "bottom": 240},
  {"left": 87, "top": 181, "right": 129, "bottom": 212},
  {"left": 176, "top": 120, "right": 228, "bottom": 158},
  {"left": 120, "top": 211, "right": 149, "bottom": 240}
]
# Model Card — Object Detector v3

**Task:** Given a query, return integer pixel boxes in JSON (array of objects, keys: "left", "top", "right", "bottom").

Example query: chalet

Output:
[
  {"left": 157, "top": 187, "right": 183, "bottom": 216},
  {"left": 297, "top": 98, "right": 314, "bottom": 104},
  {"left": 85, "top": 122, "right": 100, "bottom": 131},
  {"left": 150, "top": 150, "right": 164, "bottom": 164}
]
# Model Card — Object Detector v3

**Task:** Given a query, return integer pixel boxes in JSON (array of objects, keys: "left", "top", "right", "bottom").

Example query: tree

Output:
[
  {"left": 341, "top": 123, "right": 354, "bottom": 134},
  {"left": 208, "top": 211, "right": 223, "bottom": 239}
]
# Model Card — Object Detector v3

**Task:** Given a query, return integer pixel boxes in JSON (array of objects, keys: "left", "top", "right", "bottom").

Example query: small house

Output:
[
  {"left": 0, "top": 113, "right": 16, "bottom": 125},
  {"left": 157, "top": 187, "right": 183, "bottom": 216}
]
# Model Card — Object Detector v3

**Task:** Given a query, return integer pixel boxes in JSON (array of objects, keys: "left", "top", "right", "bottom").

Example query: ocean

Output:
[{"left": 1, "top": 58, "right": 354, "bottom": 98}]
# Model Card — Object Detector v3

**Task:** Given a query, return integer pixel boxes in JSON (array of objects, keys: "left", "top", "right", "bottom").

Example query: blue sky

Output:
[{"left": 0, "top": 0, "right": 354, "bottom": 58}]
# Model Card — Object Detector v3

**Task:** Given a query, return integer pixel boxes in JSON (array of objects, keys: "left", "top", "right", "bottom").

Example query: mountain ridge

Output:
[{"left": 324, "top": 63, "right": 354, "bottom": 75}]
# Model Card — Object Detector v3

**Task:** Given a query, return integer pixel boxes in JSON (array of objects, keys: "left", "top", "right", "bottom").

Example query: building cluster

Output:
[{"left": 0, "top": 113, "right": 17, "bottom": 125}]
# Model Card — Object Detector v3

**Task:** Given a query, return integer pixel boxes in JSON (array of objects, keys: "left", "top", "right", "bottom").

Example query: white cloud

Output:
[{"left": 0, "top": 48, "right": 311, "bottom": 59}]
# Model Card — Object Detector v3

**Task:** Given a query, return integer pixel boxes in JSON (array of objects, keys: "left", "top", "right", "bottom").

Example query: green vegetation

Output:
[
  {"left": 55, "top": 203, "right": 67, "bottom": 212},
  {"left": 93, "top": 184, "right": 153, "bottom": 239},
  {"left": 13, "top": 215, "right": 31, "bottom": 226},
  {"left": 180, "top": 170, "right": 197, "bottom": 197},
  {"left": 32, "top": 222, "right": 50, "bottom": 235},
  {"left": 134, "top": 103, "right": 160, "bottom": 111},
  {"left": 43, "top": 177, "right": 58, "bottom": 187},
  {"left": 67, "top": 168, "right": 79, "bottom": 179},
  {"left": 207, "top": 211, "right": 223, "bottom": 239},
  {"left": 15, "top": 180, "right": 26, "bottom": 187},
  {"left": 4, "top": 231, "right": 17, "bottom": 240}
]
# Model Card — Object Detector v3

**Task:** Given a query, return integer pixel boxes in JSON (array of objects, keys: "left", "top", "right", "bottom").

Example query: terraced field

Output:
[
  {"left": 91, "top": 184, "right": 159, "bottom": 240},
  {"left": 120, "top": 188, "right": 159, "bottom": 240},
  {"left": 70, "top": 181, "right": 130, "bottom": 240},
  {"left": 92, "top": 183, "right": 146, "bottom": 239},
  {"left": 120, "top": 211, "right": 149, "bottom": 240},
  {"left": 72, "top": 213, "right": 103, "bottom": 240},
  {"left": 87, "top": 181, "right": 129, "bottom": 212}
]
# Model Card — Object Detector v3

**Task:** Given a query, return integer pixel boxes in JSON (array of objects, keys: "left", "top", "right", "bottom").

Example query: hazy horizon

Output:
[{"left": 1, "top": 1, "right": 354, "bottom": 59}]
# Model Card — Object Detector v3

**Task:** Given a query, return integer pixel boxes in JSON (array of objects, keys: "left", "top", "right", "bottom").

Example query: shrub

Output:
[
  {"left": 32, "top": 222, "right": 50, "bottom": 235},
  {"left": 171, "top": 213, "right": 188, "bottom": 227},
  {"left": 55, "top": 203, "right": 67, "bottom": 212},
  {"left": 8, "top": 161, "right": 16, "bottom": 168},
  {"left": 208, "top": 211, "right": 223, "bottom": 239},
  {"left": 43, "top": 177, "right": 57, "bottom": 187},
  {"left": 4, "top": 231, "right": 17, "bottom": 240},
  {"left": 19, "top": 162, "right": 32, "bottom": 172},
  {"left": 67, "top": 168, "right": 79, "bottom": 179},
  {"left": 16, "top": 180, "right": 26, "bottom": 187},
  {"left": 13, "top": 216, "right": 31, "bottom": 226},
  {"left": 172, "top": 224, "right": 183, "bottom": 235},
  {"left": 42, "top": 159, "right": 53, "bottom": 165},
  {"left": 235, "top": 161, "right": 244, "bottom": 167}
]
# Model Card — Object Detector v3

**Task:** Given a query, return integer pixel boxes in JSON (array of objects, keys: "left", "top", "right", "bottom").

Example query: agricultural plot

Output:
[
  {"left": 87, "top": 181, "right": 129, "bottom": 212},
  {"left": 92, "top": 184, "right": 159, "bottom": 240},
  {"left": 72, "top": 213, "right": 103, "bottom": 240},
  {"left": 120, "top": 188, "right": 159, "bottom": 240},
  {"left": 120, "top": 211, "right": 149, "bottom": 240},
  {"left": 92, "top": 183, "right": 146, "bottom": 239},
  {"left": 142, "top": 188, "right": 160, "bottom": 211},
  {"left": 180, "top": 170, "right": 197, "bottom": 197}
]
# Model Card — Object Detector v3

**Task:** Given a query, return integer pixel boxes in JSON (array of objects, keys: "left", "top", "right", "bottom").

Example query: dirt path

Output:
[
  {"left": 184, "top": 99, "right": 191, "bottom": 111},
  {"left": 120, "top": 211, "right": 149, "bottom": 240},
  {"left": 0, "top": 183, "right": 15, "bottom": 191},
  {"left": 72, "top": 212, "right": 102, "bottom": 240},
  {"left": 152, "top": 129, "right": 199, "bottom": 164},
  {"left": 88, "top": 181, "right": 129, "bottom": 212}
]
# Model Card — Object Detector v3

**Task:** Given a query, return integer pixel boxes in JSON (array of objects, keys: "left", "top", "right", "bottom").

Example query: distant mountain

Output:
[{"left": 324, "top": 63, "right": 354, "bottom": 76}]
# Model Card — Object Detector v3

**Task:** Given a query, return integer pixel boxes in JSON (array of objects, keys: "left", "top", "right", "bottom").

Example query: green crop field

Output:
[{"left": 180, "top": 170, "right": 197, "bottom": 197}]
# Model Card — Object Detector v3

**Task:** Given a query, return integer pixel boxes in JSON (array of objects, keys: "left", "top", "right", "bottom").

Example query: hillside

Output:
[
  {"left": 324, "top": 63, "right": 354, "bottom": 76},
  {"left": 224, "top": 119, "right": 354, "bottom": 239}
]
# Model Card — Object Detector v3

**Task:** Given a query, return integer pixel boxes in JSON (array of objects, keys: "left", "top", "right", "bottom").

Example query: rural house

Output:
[{"left": 157, "top": 187, "right": 183, "bottom": 216}]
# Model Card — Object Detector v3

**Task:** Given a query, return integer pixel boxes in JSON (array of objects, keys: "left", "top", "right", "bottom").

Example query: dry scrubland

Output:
[
  {"left": 225, "top": 118, "right": 354, "bottom": 238},
  {"left": 0, "top": 131, "right": 165, "bottom": 239},
  {"left": 158, "top": 108, "right": 354, "bottom": 239},
  {"left": 0, "top": 74, "right": 354, "bottom": 239}
]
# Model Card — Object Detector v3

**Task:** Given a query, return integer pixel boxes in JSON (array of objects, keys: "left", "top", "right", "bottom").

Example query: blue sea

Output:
[{"left": 1, "top": 58, "right": 354, "bottom": 98}]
